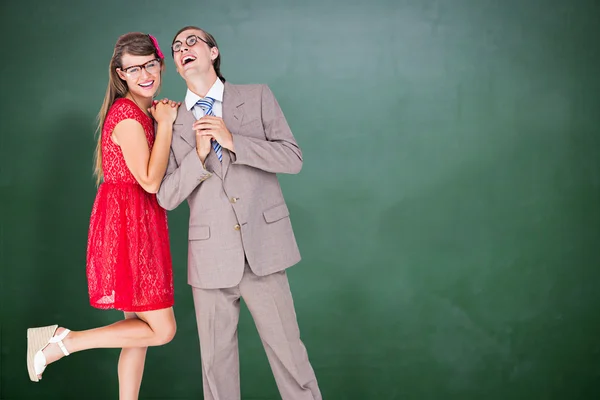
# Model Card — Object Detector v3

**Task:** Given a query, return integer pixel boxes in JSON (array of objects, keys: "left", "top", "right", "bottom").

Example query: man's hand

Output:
[
  {"left": 193, "top": 116, "right": 235, "bottom": 152},
  {"left": 196, "top": 129, "right": 213, "bottom": 164}
]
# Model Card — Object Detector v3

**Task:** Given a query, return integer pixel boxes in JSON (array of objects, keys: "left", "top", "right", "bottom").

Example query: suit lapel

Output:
[
  {"left": 222, "top": 82, "right": 245, "bottom": 179},
  {"left": 177, "top": 107, "right": 197, "bottom": 148}
]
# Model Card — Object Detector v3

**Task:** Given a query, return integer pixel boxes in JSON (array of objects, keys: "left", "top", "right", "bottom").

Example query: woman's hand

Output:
[{"left": 149, "top": 98, "right": 181, "bottom": 125}]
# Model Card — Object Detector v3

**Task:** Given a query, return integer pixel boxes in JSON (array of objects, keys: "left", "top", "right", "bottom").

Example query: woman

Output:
[{"left": 26, "top": 32, "right": 180, "bottom": 399}]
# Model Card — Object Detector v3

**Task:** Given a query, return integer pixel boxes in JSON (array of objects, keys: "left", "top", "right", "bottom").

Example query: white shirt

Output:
[{"left": 185, "top": 77, "right": 224, "bottom": 120}]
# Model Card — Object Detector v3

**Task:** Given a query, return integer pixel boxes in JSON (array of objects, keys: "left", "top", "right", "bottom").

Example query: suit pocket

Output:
[
  {"left": 263, "top": 203, "right": 290, "bottom": 224},
  {"left": 189, "top": 225, "right": 210, "bottom": 240}
]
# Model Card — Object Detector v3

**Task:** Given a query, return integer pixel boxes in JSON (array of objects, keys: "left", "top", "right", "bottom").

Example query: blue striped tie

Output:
[{"left": 195, "top": 97, "right": 222, "bottom": 162}]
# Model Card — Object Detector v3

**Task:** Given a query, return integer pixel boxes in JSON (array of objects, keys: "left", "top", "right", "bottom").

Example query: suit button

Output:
[
  {"left": 234, "top": 224, "right": 241, "bottom": 230},
  {"left": 230, "top": 197, "right": 238, "bottom": 203}
]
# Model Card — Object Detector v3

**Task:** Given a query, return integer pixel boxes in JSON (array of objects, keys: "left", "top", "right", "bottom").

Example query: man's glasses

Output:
[
  {"left": 171, "top": 35, "right": 210, "bottom": 53},
  {"left": 119, "top": 58, "right": 161, "bottom": 79}
]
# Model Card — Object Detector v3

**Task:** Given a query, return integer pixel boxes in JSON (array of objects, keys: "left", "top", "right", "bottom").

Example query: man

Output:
[{"left": 156, "top": 26, "right": 322, "bottom": 400}]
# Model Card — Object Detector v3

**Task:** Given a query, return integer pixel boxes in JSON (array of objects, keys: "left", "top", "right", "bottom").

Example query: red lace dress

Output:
[{"left": 86, "top": 97, "right": 174, "bottom": 312}]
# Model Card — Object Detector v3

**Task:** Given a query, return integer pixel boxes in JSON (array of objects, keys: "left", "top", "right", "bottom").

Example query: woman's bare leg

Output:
[
  {"left": 37, "top": 307, "right": 176, "bottom": 380},
  {"left": 118, "top": 312, "right": 148, "bottom": 400}
]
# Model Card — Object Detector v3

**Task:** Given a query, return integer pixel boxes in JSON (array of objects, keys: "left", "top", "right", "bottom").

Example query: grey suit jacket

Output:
[{"left": 156, "top": 82, "right": 302, "bottom": 289}]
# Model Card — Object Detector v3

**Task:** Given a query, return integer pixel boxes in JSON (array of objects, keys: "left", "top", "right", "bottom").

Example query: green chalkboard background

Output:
[{"left": 1, "top": 0, "right": 599, "bottom": 398}]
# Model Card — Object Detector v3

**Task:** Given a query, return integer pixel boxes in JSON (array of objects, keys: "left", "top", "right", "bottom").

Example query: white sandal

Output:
[{"left": 26, "top": 324, "right": 71, "bottom": 382}]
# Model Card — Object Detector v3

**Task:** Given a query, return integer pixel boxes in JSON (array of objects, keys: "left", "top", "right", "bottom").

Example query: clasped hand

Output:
[
  {"left": 194, "top": 116, "right": 234, "bottom": 162},
  {"left": 148, "top": 98, "right": 180, "bottom": 124}
]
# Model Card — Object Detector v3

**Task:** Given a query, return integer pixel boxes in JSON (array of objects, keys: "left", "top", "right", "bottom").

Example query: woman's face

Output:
[{"left": 117, "top": 53, "right": 162, "bottom": 99}]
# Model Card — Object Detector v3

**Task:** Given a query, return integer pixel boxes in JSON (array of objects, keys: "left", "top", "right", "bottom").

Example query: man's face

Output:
[{"left": 172, "top": 29, "right": 218, "bottom": 79}]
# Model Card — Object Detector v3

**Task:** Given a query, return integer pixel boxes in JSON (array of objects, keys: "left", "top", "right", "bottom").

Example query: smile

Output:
[{"left": 182, "top": 55, "right": 196, "bottom": 66}]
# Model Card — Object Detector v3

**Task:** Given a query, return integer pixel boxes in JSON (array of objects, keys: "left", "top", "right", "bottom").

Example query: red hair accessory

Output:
[{"left": 148, "top": 34, "right": 164, "bottom": 60}]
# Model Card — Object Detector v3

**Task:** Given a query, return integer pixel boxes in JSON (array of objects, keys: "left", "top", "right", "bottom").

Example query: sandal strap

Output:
[{"left": 49, "top": 329, "right": 71, "bottom": 356}]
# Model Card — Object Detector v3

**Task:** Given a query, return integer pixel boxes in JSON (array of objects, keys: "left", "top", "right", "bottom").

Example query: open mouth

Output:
[
  {"left": 139, "top": 80, "right": 154, "bottom": 88},
  {"left": 182, "top": 54, "right": 196, "bottom": 66}
]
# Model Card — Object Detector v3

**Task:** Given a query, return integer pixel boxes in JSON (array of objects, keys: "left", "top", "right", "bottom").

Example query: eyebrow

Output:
[{"left": 122, "top": 59, "right": 157, "bottom": 68}]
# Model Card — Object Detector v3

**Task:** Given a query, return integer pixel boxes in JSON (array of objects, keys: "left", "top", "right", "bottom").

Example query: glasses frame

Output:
[
  {"left": 171, "top": 35, "right": 211, "bottom": 55},
  {"left": 118, "top": 58, "right": 162, "bottom": 77}
]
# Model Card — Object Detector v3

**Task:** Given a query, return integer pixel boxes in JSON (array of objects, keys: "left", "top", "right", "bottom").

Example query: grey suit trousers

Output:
[{"left": 192, "top": 264, "right": 322, "bottom": 400}]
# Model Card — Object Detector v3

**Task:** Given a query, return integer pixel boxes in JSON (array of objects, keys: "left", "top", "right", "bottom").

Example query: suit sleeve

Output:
[
  {"left": 229, "top": 85, "right": 303, "bottom": 174},
  {"left": 156, "top": 145, "right": 212, "bottom": 211}
]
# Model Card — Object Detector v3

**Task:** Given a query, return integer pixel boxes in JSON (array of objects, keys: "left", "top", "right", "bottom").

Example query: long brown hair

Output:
[
  {"left": 93, "top": 32, "right": 163, "bottom": 185},
  {"left": 171, "top": 26, "right": 226, "bottom": 83}
]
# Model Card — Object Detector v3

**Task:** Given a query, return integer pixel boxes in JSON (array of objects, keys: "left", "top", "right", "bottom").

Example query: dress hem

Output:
[{"left": 89, "top": 301, "right": 174, "bottom": 313}]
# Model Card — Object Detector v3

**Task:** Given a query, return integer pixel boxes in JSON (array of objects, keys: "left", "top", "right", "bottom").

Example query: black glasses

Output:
[
  {"left": 119, "top": 58, "right": 161, "bottom": 78},
  {"left": 171, "top": 35, "right": 211, "bottom": 54}
]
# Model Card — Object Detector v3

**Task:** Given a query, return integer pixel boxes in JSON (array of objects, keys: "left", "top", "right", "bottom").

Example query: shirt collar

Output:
[{"left": 185, "top": 77, "right": 224, "bottom": 111}]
